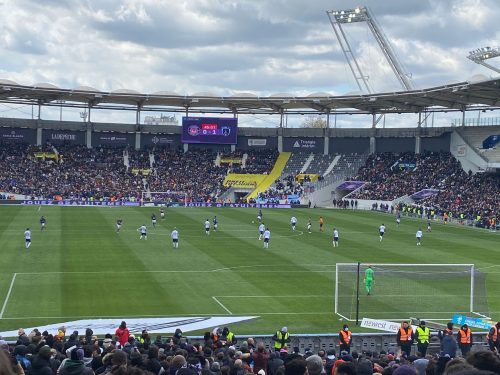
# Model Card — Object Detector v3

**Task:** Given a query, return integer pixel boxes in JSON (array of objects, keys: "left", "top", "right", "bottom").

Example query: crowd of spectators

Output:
[
  {"left": 0, "top": 143, "right": 143, "bottom": 201},
  {"left": 128, "top": 150, "right": 151, "bottom": 169},
  {"left": 149, "top": 149, "right": 227, "bottom": 203},
  {"left": 257, "top": 175, "right": 304, "bottom": 204},
  {"left": 349, "top": 152, "right": 499, "bottom": 220},
  {"left": 2, "top": 323, "right": 500, "bottom": 375},
  {"left": 0, "top": 143, "right": 230, "bottom": 203}
]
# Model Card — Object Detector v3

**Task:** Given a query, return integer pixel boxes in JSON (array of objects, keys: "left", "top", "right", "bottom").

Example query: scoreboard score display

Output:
[{"left": 182, "top": 117, "right": 238, "bottom": 144}]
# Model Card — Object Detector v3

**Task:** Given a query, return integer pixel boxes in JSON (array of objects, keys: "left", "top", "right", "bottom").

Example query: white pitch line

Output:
[
  {"left": 212, "top": 296, "right": 233, "bottom": 315},
  {"left": 0, "top": 273, "right": 17, "bottom": 319}
]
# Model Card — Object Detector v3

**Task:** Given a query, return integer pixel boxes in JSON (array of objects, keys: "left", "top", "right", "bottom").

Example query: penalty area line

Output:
[
  {"left": 0, "top": 273, "right": 17, "bottom": 319},
  {"left": 212, "top": 296, "right": 233, "bottom": 315}
]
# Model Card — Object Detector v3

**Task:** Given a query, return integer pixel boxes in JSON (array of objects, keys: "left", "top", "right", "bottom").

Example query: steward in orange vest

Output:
[
  {"left": 487, "top": 322, "right": 500, "bottom": 352},
  {"left": 397, "top": 321, "right": 414, "bottom": 357},
  {"left": 457, "top": 324, "right": 473, "bottom": 357},
  {"left": 339, "top": 324, "right": 352, "bottom": 353}
]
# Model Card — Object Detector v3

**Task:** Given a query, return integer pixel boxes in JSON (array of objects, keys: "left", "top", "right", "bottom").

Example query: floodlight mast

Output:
[
  {"left": 467, "top": 46, "right": 500, "bottom": 74},
  {"left": 326, "top": 6, "right": 414, "bottom": 92}
]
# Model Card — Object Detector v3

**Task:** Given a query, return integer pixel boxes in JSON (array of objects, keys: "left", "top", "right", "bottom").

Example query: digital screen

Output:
[{"left": 182, "top": 117, "right": 238, "bottom": 144}]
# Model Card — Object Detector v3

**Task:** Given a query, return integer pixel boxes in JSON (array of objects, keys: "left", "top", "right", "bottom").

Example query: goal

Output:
[
  {"left": 335, "top": 263, "right": 490, "bottom": 322},
  {"left": 141, "top": 191, "right": 188, "bottom": 206}
]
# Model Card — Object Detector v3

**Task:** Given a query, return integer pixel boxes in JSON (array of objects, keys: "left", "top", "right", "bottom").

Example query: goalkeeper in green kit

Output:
[{"left": 364, "top": 265, "right": 374, "bottom": 295}]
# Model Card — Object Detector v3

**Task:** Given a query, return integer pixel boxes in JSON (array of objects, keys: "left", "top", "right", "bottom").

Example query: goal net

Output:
[
  {"left": 335, "top": 263, "right": 489, "bottom": 321},
  {"left": 141, "top": 191, "right": 187, "bottom": 206}
]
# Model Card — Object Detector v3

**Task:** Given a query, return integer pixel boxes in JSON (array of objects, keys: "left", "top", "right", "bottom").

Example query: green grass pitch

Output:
[{"left": 0, "top": 206, "right": 499, "bottom": 336}]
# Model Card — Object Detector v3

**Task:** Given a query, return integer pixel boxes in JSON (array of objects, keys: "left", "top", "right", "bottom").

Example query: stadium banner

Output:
[
  {"left": 220, "top": 158, "right": 243, "bottom": 164},
  {"left": 0, "top": 127, "right": 36, "bottom": 143},
  {"left": 42, "top": 130, "right": 86, "bottom": 145},
  {"left": 456, "top": 144, "right": 467, "bottom": 157},
  {"left": 296, "top": 173, "right": 319, "bottom": 182},
  {"left": 0, "top": 316, "right": 258, "bottom": 338},
  {"left": 13, "top": 200, "right": 292, "bottom": 208},
  {"left": 237, "top": 136, "right": 277, "bottom": 150},
  {"left": 248, "top": 139, "right": 267, "bottom": 146},
  {"left": 92, "top": 132, "right": 135, "bottom": 146},
  {"left": 223, "top": 173, "right": 267, "bottom": 188},
  {"left": 141, "top": 133, "right": 180, "bottom": 148},
  {"left": 337, "top": 181, "right": 366, "bottom": 191},
  {"left": 411, "top": 189, "right": 440, "bottom": 199},
  {"left": 283, "top": 137, "right": 323, "bottom": 152},
  {"left": 451, "top": 314, "right": 494, "bottom": 330},
  {"left": 21, "top": 200, "right": 140, "bottom": 206},
  {"left": 360, "top": 318, "right": 401, "bottom": 333}
]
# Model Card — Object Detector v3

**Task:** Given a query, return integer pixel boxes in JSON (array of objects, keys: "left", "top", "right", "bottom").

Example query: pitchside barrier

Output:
[{"left": 4, "top": 333, "right": 490, "bottom": 356}]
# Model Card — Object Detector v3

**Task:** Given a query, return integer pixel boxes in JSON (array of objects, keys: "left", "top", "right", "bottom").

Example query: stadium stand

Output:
[
  {"left": 349, "top": 151, "right": 499, "bottom": 221},
  {"left": 303, "top": 153, "right": 336, "bottom": 176},
  {"left": 280, "top": 153, "right": 311, "bottom": 176}
]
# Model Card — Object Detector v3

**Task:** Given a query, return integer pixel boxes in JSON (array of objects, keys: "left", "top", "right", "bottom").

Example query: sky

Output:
[{"left": 0, "top": 0, "right": 499, "bottom": 126}]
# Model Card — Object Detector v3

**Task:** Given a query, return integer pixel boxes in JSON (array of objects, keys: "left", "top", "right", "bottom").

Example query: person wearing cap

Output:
[
  {"left": 457, "top": 323, "right": 473, "bottom": 357},
  {"left": 414, "top": 321, "right": 430, "bottom": 356},
  {"left": 438, "top": 322, "right": 453, "bottom": 342},
  {"left": 396, "top": 321, "right": 414, "bottom": 357},
  {"left": 272, "top": 327, "right": 290, "bottom": 352},
  {"left": 59, "top": 347, "right": 94, "bottom": 375},
  {"left": 30, "top": 345, "right": 53, "bottom": 375},
  {"left": 338, "top": 325, "right": 352, "bottom": 354},
  {"left": 221, "top": 326, "right": 237, "bottom": 346}
]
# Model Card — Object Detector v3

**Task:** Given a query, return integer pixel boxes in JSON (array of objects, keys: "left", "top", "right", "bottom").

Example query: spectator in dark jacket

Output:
[
  {"left": 441, "top": 331, "right": 457, "bottom": 358},
  {"left": 28, "top": 345, "right": 53, "bottom": 375}
]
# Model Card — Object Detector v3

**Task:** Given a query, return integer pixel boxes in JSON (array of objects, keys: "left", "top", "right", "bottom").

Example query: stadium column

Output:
[
  {"left": 36, "top": 128, "right": 42, "bottom": 146},
  {"left": 231, "top": 144, "right": 236, "bottom": 152},
  {"left": 86, "top": 128, "right": 92, "bottom": 148},
  {"left": 370, "top": 137, "right": 376, "bottom": 154},
  {"left": 415, "top": 136, "right": 421, "bottom": 154},
  {"left": 135, "top": 132, "right": 141, "bottom": 150},
  {"left": 324, "top": 113, "right": 330, "bottom": 155}
]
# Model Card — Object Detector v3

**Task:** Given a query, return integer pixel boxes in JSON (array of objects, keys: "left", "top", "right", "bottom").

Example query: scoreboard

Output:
[{"left": 182, "top": 117, "right": 238, "bottom": 144}]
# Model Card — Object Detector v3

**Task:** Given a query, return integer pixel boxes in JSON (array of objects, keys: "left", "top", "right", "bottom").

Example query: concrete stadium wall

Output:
[
  {"left": 330, "top": 137, "right": 370, "bottom": 154},
  {"left": 188, "top": 333, "right": 489, "bottom": 357},
  {"left": 421, "top": 133, "right": 451, "bottom": 152},
  {"left": 376, "top": 137, "right": 415, "bottom": 153}
]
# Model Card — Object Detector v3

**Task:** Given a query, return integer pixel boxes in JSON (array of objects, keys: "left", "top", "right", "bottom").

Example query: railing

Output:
[{"left": 452, "top": 117, "right": 500, "bottom": 127}]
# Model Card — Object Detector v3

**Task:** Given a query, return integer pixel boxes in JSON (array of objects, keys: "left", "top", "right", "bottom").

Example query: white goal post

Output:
[
  {"left": 141, "top": 191, "right": 188, "bottom": 206},
  {"left": 335, "top": 263, "right": 490, "bottom": 322}
]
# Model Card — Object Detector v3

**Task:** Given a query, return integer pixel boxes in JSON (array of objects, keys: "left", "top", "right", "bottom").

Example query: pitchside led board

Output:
[{"left": 182, "top": 117, "right": 238, "bottom": 145}]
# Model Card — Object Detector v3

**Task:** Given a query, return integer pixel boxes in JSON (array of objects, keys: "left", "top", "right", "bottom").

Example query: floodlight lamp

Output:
[
  {"left": 341, "top": 10, "right": 345, "bottom": 14},
  {"left": 355, "top": 7, "right": 361, "bottom": 13}
]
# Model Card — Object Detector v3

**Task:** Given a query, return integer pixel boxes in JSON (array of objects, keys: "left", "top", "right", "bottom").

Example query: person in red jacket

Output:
[{"left": 115, "top": 321, "right": 130, "bottom": 347}]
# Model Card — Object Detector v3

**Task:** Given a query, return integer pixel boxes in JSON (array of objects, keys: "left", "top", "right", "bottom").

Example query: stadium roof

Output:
[{"left": 0, "top": 76, "right": 499, "bottom": 115}]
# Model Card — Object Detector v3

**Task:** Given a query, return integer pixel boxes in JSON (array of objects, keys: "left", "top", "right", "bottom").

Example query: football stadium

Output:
[{"left": 1, "top": 1, "right": 500, "bottom": 374}]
